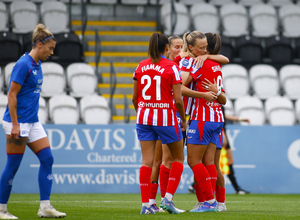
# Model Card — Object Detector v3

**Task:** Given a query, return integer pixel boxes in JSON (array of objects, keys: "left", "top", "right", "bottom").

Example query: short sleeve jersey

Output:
[
  {"left": 3, "top": 53, "right": 43, "bottom": 123},
  {"left": 180, "top": 56, "right": 195, "bottom": 115},
  {"left": 133, "top": 56, "right": 182, "bottom": 126},
  {"left": 189, "top": 59, "right": 225, "bottom": 122}
]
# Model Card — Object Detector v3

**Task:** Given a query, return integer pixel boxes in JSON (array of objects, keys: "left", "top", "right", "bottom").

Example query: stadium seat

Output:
[
  {"left": 40, "top": 1, "right": 69, "bottom": 34},
  {"left": 190, "top": 3, "right": 219, "bottom": 34},
  {"left": 60, "top": 0, "right": 87, "bottom": 3},
  {"left": 223, "top": 98, "right": 234, "bottom": 116},
  {"left": 267, "top": 0, "right": 294, "bottom": 7},
  {"left": 179, "top": 0, "right": 205, "bottom": 6},
  {"left": 234, "top": 96, "right": 265, "bottom": 125},
  {"left": 149, "top": 0, "right": 172, "bottom": 5},
  {"left": 66, "top": 63, "right": 98, "bottom": 98},
  {"left": 220, "top": 3, "right": 249, "bottom": 37},
  {"left": 264, "top": 35, "right": 293, "bottom": 67},
  {"left": 40, "top": 62, "right": 66, "bottom": 98},
  {"left": 0, "top": 93, "right": 7, "bottom": 124},
  {"left": 295, "top": 38, "right": 300, "bottom": 61},
  {"left": 4, "top": 62, "right": 16, "bottom": 88},
  {"left": 0, "top": 2, "right": 8, "bottom": 32},
  {"left": 222, "top": 64, "right": 250, "bottom": 99},
  {"left": 219, "top": 35, "right": 235, "bottom": 61},
  {"left": 160, "top": 2, "right": 190, "bottom": 36},
  {"left": 238, "top": 0, "right": 264, "bottom": 7},
  {"left": 209, "top": 0, "right": 235, "bottom": 6},
  {"left": 265, "top": 96, "right": 296, "bottom": 125},
  {"left": 120, "top": 0, "right": 148, "bottom": 5},
  {"left": 249, "top": 64, "right": 280, "bottom": 99},
  {"left": 90, "top": 0, "right": 118, "bottom": 4},
  {"left": 22, "top": 33, "right": 33, "bottom": 53},
  {"left": 234, "top": 35, "right": 264, "bottom": 65},
  {"left": 48, "top": 94, "right": 79, "bottom": 124},
  {"left": 38, "top": 96, "right": 48, "bottom": 124},
  {"left": 279, "top": 64, "right": 300, "bottom": 100},
  {"left": 80, "top": 95, "right": 111, "bottom": 124},
  {"left": 51, "top": 32, "right": 83, "bottom": 67},
  {"left": 10, "top": 1, "right": 39, "bottom": 34},
  {"left": 279, "top": 4, "right": 300, "bottom": 38},
  {"left": 0, "top": 32, "right": 22, "bottom": 66},
  {"left": 249, "top": 4, "right": 278, "bottom": 37},
  {"left": 295, "top": 98, "right": 300, "bottom": 123}
]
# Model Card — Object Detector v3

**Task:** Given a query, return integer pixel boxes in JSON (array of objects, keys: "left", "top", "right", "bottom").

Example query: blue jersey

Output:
[{"left": 3, "top": 53, "right": 43, "bottom": 123}]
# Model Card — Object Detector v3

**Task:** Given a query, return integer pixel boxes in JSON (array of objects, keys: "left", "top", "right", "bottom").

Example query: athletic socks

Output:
[
  {"left": 192, "top": 163, "right": 214, "bottom": 201},
  {"left": 165, "top": 162, "right": 183, "bottom": 196},
  {"left": 0, "top": 154, "right": 23, "bottom": 204},
  {"left": 194, "top": 183, "right": 205, "bottom": 203},
  {"left": 159, "top": 164, "right": 170, "bottom": 198},
  {"left": 216, "top": 185, "right": 225, "bottom": 203},
  {"left": 205, "top": 164, "right": 217, "bottom": 194},
  {"left": 149, "top": 182, "right": 158, "bottom": 202},
  {"left": 140, "top": 166, "right": 152, "bottom": 203},
  {"left": 36, "top": 147, "right": 54, "bottom": 201}
]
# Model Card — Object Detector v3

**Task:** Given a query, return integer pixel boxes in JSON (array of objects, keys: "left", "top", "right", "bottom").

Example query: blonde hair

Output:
[
  {"left": 32, "top": 23, "right": 55, "bottom": 48},
  {"left": 182, "top": 31, "right": 206, "bottom": 58}
]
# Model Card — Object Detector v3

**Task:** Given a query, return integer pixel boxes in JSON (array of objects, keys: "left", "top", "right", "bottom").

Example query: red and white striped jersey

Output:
[
  {"left": 189, "top": 59, "right": 225, "bottom": 122},
  {"left": 180, "top": 56, "right": 195, "bottom": 115},
  {"left": 133, "top": 56, "right": 182, "bottom": 126}
]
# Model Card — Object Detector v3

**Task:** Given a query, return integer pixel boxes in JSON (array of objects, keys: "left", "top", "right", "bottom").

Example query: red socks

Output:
[
  {"left": 140, "top": 166, "right": 152, "bottom": 203},
  {"left": 159, "top": 164, "right": 170, "bottom": 198},
  {"left": 194, "top": 183, "right": 205, "bottom": 202},
  {"left": 216, "top": 185, "right": 225, "bottom": 203},
  {"left": 192, "top": 163, "right": 214, "bottom": 201},
  {"left": 149, "top": 182, "right": 159, "bottom": 200},
  {"left": 166, "top": 162, "right": 183, "bottom": 195},
  {"left": 205, "top": 164, "right": 217, "bottom": 194}
]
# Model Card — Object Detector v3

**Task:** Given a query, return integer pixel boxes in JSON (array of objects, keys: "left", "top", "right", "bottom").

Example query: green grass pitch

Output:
[{"left": 6, "top": 193, "right": 300, "bottom": 219}]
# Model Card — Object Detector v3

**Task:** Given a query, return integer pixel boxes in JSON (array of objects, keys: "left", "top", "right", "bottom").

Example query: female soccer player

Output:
[
  {"left": 132, "top": 32, "right": 186, "bottom": 214},
  {"left": 181, "top": 31, "right": 226, "bottom": 212},
  {"left": 0, "top": 24, "right": 66, "bottom": 219}
]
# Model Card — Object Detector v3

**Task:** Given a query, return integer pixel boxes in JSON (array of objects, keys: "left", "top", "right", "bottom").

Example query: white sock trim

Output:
[{"left": 40, "top": 200, "right": 51, "bottom": 209}]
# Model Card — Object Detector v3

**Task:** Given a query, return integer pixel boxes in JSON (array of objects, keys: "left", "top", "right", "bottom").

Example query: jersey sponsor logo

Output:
[
  {"left": 188, "top": 129, "right": 196, "bottom": 134},
  {"left": 206, "top": 102, "right": 221, "bottom": 107},
  {"left": 138, "top": 101, "right": 170, "bottom": 108},
  {"left": 32, "top": 70, "right": 37, "bottom": 75},
  {"left": 141, "top": 64, "right": 165, "bottom": 74},
  {"left": 138, "top": 101, "right": 145, "bottom": 108},
  {"left": 212, "top": 65, "right": 222, "bottom": 72}
]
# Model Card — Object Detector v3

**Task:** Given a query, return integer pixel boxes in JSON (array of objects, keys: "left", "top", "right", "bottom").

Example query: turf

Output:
[{"left": 6, "top": 193, "right": 300, "bottom": 219}]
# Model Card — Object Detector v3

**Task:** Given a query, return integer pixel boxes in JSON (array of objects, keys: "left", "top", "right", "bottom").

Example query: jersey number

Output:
[{"left": 141, "top": 75, "right": 161, "bottom": 100}]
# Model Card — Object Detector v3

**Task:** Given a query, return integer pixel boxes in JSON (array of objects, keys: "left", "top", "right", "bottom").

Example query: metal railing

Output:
[
  {"left": 95, "top": 31, "right": 101, "bottom": 84},
  {"left": 109, "top": 61, "right": 116, "bottom": 123}
]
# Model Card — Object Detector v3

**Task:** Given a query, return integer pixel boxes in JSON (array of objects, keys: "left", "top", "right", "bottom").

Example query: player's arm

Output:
[
  {"left": 172, "top": 83, "right": 187, "bottom": 131},
  {"left": 225, "top": 114, "right": 250, "bottom": 123},
  {"left": 202, "top": 78, "right": 226, "bottom": 104},
  {"left": 194, "top": 54, "right": 229, "bottom": 68},
  {"left": 132, "top": 79, "right": 138, "bottom": 111},
  {"left": 7, "top": 81, "right": 22, "bottom": 139}
]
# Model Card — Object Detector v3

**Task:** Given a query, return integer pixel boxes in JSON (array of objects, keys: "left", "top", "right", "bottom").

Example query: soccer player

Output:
[
  {"left": 0, "top": 24, "right": 66, "bottom": 219},
  {"left": 181, "top": 31, "right": 226, "bottom": 212},
  {"left": 132, "top": 32, "right": 186, "bottom": 214}
]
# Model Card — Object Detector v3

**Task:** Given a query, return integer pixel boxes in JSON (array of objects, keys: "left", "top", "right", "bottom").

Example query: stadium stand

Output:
[
  {"left": 0, "top": 68, "right": 2, "bottom": 93},
  {"left": 0, "top": 32, "right": 21, "bottom": 66},
  {"left": 209, "top": 0, "right": 235, "bottom": 6},
  {"left": 0, "top": 2, "right": 8, "bottom": 32},
  {"left": 220, "top": 3, "right": 249, "bottom": 37},
  {"left": 0, "top": 93, "right": 7, "bottom": 124},
  {"left": 234, "top": 96, "right": 266, "bottom": 125},
  {"left": 265, "top": 96, "right": 296, "bottom": 125},
  {"left": 80, "top": 94, "right": 110, "bottom": 124},
  {"left": 267, "top": 0, "right": 294, "bottom": 7},
  {"left": 279, "top": 64, "right": 300, "bottom": 100},
  {"left": 249, "top": 64, "right": 280, "bottom": 100},
  {"left": 223, "top": 97, "right": 234, "bottom": 116},
  {"left": 38, "top": 96, "right": 48, "bottom": 124},
  {"left": 295, "top": 98, "right": 300, "bottom": 123},
  {"left": 237, "top": 0, "right": 265, "bottom": 7},
  {"left": 48, "top": 94, "right": 79, "bottom": 124},
  {"left": 279, "top": 4, "right": 300, "bottom": 38},
  {"left": 66, "top": 62, "right": 98, "bottom": 98},
  {"left": 4, "top": 62, "right": 16, "bottom": 89},
  {"left": 190, "top": 3, "right": 219, "bottom": 34},
  {"left": 40, "top": 62, "right": 66, "bottom": 98}
]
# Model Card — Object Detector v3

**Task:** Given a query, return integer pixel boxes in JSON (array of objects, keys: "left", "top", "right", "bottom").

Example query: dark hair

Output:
[
  {"left": 204, "top": 32, "right": 222, "bottom": 55},
  {"left": 182, "top": 31, "right": 206, "bottom": 57},
  {"left": 168, "top": 35, "right": 181, "bottom": 47},
  {"left": 32, "top": 23, "right": 56, "bottom": 48},
  {"left": 148, "top": 33, "right": 169, "bottom": 63}
]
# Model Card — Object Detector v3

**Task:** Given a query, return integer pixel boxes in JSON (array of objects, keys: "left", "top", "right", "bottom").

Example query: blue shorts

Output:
[
  {"left": 136, "top": 124, "right": 182, "bottom": 144},
  {"left": 186, "top": 120, "right": 224, "bottom": 146},
  {"left": 176, "top": 111, "right": 186, "bottom": 140},
  {"left": 216, "top": 130, "right": 223, "bottom": 149}
]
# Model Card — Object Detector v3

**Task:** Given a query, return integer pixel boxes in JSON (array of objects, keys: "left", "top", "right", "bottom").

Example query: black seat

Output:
[
  {"left": 234, "top": 35, "right": 263, "bottom": 66},
  {"left": 0, "top": 31, "right": 22, "bottom": 66},
  {"left": 22, "top": 32, "right": 33, "bottom": 53},
  {"left": 51, "top": 32, "right": 84, "bottom": 67},
  {"left": 220, "top": 35, "right": 235, "bottom": 62},
  {"left": 264, "top": 35, "right": 293, "bottom": 68}
]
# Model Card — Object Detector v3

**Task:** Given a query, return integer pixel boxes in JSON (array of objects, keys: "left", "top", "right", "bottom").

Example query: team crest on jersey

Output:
[
  {"left": 138, "top": 101, "right": 145, "bottom": 108},
  {"left": 182, "top": 59, "right": 189, "bottom": 67}
]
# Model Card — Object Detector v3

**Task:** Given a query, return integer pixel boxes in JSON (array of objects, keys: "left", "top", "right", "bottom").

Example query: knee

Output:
[{"left": 39, "top": 153, "right": 54, "bottom": 167}]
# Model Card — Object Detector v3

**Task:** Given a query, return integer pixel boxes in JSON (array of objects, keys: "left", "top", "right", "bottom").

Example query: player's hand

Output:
[
  {"left": 181, "top": 119, "right": 187, "bottom": 132},
  {"left": 202, "top": 78, "right": 218, "bottom": 93},
  {"left": 194, "top": 54, "right": 208, "bottom": 69},
  {"left": 179, "top": 51, "right": 189, "bottom": 59},
  {"left": 11, "top": 124, "right": 20, "bottom": 139},
  {"left": 204, "top": 91, "right": 217, "bottom": 102}
]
